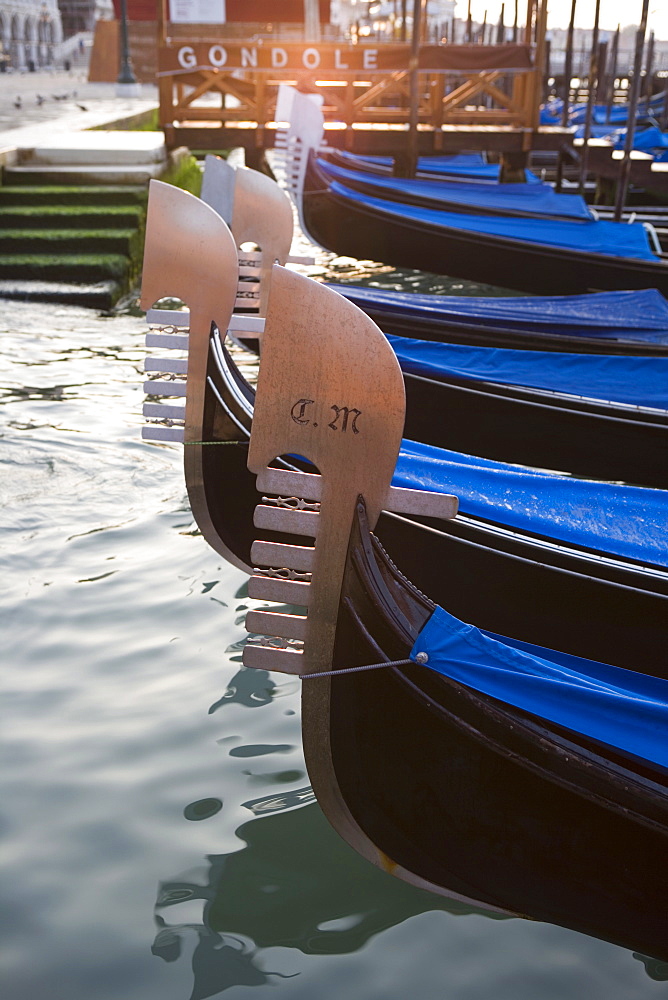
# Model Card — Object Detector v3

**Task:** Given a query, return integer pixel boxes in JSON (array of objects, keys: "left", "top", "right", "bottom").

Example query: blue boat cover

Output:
[
  {"left": 329, "top": 181, "right": 660, "bottom": 262},
  {"left": 353, "top": 151, "right": 540, "bottom": 183},
  {"left": 393, "top": 440, "right": 668, "bottom": 568},
  {"left": 386, "top": 334, "right": 668, "bottom": 407},
  {"left": 613, "top": 125, "right": 668, "bottom": 152},
  {"left": 330, "top": 285, "right": 668, "bottom": 343},
  {"left": 411, "top": 604, "right": 668, "bottom": 768},
  {"left": 541, "top": 93, "right": 666, "bottom": 128},
  {"left": 316, "top": 157, "right": 593, "bottom": 221},
  {"left": 569, "top": 93, "right": 666, "bottom": 125}
]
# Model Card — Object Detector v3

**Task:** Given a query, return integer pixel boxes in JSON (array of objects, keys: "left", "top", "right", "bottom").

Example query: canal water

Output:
[{"left": 1, "top": 243, "right": 667, "bottom": 1000}]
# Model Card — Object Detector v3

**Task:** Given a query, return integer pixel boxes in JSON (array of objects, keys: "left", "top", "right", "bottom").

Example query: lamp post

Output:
[{"left": 117, "top": 0, "right": 138, "bottom": 89}]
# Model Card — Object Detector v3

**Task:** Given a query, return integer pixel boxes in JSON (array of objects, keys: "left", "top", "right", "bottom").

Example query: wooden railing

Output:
[
  {"left": 155, "top": 0, "right": 553, "bottom": 153},
  {"left": 157, "top": 41, "right": 543, "bottom": 129}
]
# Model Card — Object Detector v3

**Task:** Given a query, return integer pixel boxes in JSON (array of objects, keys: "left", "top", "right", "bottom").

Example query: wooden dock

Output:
[{"left": 155, "top": 0, "right": 571, "bottom": 169}]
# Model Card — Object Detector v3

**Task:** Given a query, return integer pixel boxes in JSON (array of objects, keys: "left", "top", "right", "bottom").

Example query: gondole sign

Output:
[{"left": 157, "top": 42, "right": 533, "bottom": 76}]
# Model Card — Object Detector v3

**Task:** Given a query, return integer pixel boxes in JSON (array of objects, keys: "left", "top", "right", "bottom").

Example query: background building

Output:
[
  {"left": 0, "top": 0, "right": 62, "bottom": 69},
  {"left": 58, "top": 0, "right": 112, "bottom": 39}
]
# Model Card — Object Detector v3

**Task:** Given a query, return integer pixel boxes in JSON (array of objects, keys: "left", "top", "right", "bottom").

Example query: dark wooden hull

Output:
[
  {"left": 302, "top": 159, "right": 668, "bottom": 297},
  {"left": 196, "top": 337, "right": 668, "bottom": 675},
  {"left": 401, "top": 370, "right": 668, "bottom": 488},
  {"left": 301, "top": 503, "right": 668, "bottom": 960}
]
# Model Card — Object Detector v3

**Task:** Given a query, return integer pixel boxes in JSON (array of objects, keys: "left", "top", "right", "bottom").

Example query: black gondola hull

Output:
[
  {"left": 302, "top": 162, "right": 668, "bottom": 297},
  {"left": 309, "top": 510, "right": 668, "bottom": 960}
]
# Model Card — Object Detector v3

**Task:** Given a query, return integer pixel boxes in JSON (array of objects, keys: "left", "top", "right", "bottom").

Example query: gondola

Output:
[
  {"left": 199, "top": 153, "right": 668, "bottom": 358},
  {"left": 323, "top": 147, "right": 541, "bottom": 183},
  {"left": 277, "top": 87, "right": 668, "bottom": 296},
  {"left": 140, "top": 185, "right": 668, "bottom": 674},
  {"left": 313, "top": 153, "right": 594, "bottom": 220},
  {"left": 302, "top": 152, "right": 668, "bottom": 296},
  {"left": 143, "top": 242, "right": 668, "bottom": 961}
]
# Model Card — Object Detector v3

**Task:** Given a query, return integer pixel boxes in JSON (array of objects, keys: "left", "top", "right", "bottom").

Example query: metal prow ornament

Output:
[
  {"left": 139, "top": 179, "right": 249, "bottom": 570},
  {"left": 244, "top": 266, "right": 458, "bottom": 676}
]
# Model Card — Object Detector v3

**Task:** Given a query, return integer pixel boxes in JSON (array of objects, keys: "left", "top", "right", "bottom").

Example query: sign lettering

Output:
[
  {"left": 160, "top": 43, "right": 533, "bottom": 76},
  {"left": 241, "top": 46, "right": 258, "bottom": 68},
  {"left": 177, "top": 44, "right": 196, "bottom": 69},
  {"left": 208, "top": 44, "right": 227, "bottom": 68},
  {"left": 302, "top": 47, "right": 321, "bottom": 70}
]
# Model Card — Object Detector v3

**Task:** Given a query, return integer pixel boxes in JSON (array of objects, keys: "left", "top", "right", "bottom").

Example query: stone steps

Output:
[
  {"left": 0, "top": 254, "right": 132, "bottom": 283},
  {"left": 0, "top": 278, "right": 124, "bottom": 310},
  {"left": 0, "top": 205, "right": 145, "bottom": 228},
  {"left": 0, "top": 185, "right": 148, "bottom": 206},
  {"left": 0, "top": 130, "right": 167, "bottom": 307},
  {"left": 3, "top": 164, "right": 165, "bottom": 185},
  {"left": 0, "top": 227, "right": 141, "bottom": 255}
]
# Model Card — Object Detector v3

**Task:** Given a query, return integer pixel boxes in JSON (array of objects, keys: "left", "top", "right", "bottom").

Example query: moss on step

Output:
[
  {"left": 0, "top": 186, "right": 148, "bottom": 207},
  {"left": 0, "top": 228, "right": 142, "bottom": 256},
  {"left": 159, "top": 154, "right": 202, "bottom": 197},
  {"left": 0, "top": 254, "right": 131, "bottom": 282},
  {"left": 0, "top": 205, "right": 146, "bottom": 228}
]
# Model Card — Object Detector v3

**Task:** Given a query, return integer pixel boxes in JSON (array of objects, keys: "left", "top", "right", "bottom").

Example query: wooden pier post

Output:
[
  {"left": 405, "top": 0, "right": 424, "bottom": 178},
  {"left": 605, "top": 24, "right": 620, "bottom": 122},
  {"left": 577, "top": 0, "right": 601, "bottom": 194},
  {"left": 555, "top": 0, "right": 577, "bottom": 192},
  {"left": 644, "top": 30, "right": 654, "bottom": 99},
  {"left": 614, "top": 0, "right": 650, "bottom": 221}
]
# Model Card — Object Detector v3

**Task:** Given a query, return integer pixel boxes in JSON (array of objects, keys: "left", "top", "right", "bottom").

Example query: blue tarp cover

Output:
[
  {"left": 614, "top": 125, "right": 668, "bottom": 152},
  {"left": 352, "top": 151, "right": 540, "bottom": 183},
  {"left": 410, "top": 605, "right": 668, "bottom": 768},
  {"left": 386, "top": 334, "right": 668, "bottom": 407},
  {"left": 316, "top": 157, "right": 593, "bottom": 220},
  {"left": 393, "top": 440, "right": 668, "bottom": 568},
  {"left": 330, "top": 181, "right": 661, "bottom": 261},
  {"left": 541, "top": 93, "right": 666, "bottom": 127},
  {"left": 330, "top": 285, "right": 668, "bottom": 343}
]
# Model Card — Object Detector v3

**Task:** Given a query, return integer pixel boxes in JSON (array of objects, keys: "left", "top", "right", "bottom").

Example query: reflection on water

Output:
[
  {"left": 209, "top": 666, "right": 277, "bottom": 713},
  {"left": 153, "top": 802, "right": 505, "bottom": 996}
]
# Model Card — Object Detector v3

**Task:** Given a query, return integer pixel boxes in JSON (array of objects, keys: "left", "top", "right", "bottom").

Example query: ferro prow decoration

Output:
[
  {"left": 140, "top": 180, "right": 250, "bottom": 570},
  {"left": 201, "top": 155, "right": 294, "bottom": 317},
  {"left": 243, "top": 265, "right": 458, "bottom": 676},
  {"left": 147, "top": 157, "right": 313, "bottom": 339}
]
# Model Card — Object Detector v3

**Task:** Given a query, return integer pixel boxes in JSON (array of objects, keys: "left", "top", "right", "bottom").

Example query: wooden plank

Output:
[
  {"left": 246, "top": 609, "right": 308, "bottom": 641},
  {"left": 242, "top": 643, "right": 304, "bottom": 674},
  {"left": 248, "top": 575, "right": 312, "bottom": 605},
  {"left": 251, "top": 540, "right": 316, "bottom": 572},
  {"left": 257, "top": 467, "right": 458, "bottom": 520},
  {"left": 253, "top": 505, "right": 320, "bottom": 538}
]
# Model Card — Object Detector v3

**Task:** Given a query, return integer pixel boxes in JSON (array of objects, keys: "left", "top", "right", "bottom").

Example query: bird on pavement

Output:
[{"left": 13, "top": 96, "right": 21, "bottom": 109}]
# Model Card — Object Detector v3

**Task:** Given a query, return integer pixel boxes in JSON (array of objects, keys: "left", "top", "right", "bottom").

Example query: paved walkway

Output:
[{"left": 0, "top": 68, "right": 159, "bottom": 149}]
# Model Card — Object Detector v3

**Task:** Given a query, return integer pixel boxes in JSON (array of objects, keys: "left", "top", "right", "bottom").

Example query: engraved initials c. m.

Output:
[
  {"left": 291, "top": 398, "right": 314, "bottom": 425},
  {"left": 328, "top": 405, "right": 362, "bottom": 434}
]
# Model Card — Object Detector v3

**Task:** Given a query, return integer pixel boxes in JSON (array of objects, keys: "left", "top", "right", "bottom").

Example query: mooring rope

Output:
[{"left": 300, "top": 658, "right": 414, "bottom": 680}]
